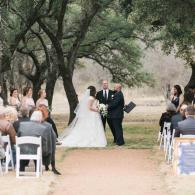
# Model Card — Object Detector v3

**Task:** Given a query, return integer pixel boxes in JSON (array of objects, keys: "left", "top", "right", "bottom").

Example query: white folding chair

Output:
[
  {"left": 1, "top": 135, "right": 14, "bottom": 173},
  {"left": 159, "top": 122, "right": 171, "bottom": 150},
  {"left": 16, "top": 136, "right": 42, "bottom": 178}
]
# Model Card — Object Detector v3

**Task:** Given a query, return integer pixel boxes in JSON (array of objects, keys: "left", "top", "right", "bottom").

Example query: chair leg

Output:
[
  {"left": 16, "top": 158, "right": 20, "bottom": 178},
  {"left": 157, "top": 132, "right": 161, "bottom": 142},
  {"left": 10, "top": 149, "right": 14, "bottom": 171},
  {"left": 36, "top": 159, "right": 40, "bottom": 178},
  {"left": 163, "top": 135, "right": 167, "bottom": 151},
  {"left": 165, "top": 135, "right": 170, "bottom": 160},
  {"left": 159, "top": 134, "right": 163, "bottom": 149},
  {"left": 5, "top": 151, "right": 9, "bottom": 174},
  {"left": 167, "top": 147, "right": 172, "bottom": 163},
  {"left": 0, "top": 161, "right": 3, "bottom": 176},
  {"left": 40, "top": 158, "right": 42, "bottom": 176},
  {"left": 165, "top": 144, "right": 168, "bottom": 160}
]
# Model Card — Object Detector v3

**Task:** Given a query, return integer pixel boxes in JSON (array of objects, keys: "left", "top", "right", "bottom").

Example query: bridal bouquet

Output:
[{"left": 98, "top": 103, "right": 108, "bottom": 117}]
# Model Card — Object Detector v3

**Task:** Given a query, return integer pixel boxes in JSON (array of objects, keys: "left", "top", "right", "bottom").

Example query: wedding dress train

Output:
[{"left": 59, "top": 90, "right": 107, "bottom": 147}]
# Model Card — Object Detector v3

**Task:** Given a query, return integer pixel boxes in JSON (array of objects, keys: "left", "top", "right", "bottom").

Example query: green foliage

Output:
[
  {"left": 130, "top": 0, "right": 195, "bottom": 63},
  {"left": 77, "top": 7, "right": 153, "bottom": 87},
  {"left": 0, "top": 0, "right": 154, "bottom": 88}
]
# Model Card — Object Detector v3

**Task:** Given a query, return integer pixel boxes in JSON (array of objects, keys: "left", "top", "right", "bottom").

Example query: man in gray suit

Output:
[
  {"left": 18, "top": 111, "right": 61, "bottom": 174},
  {"left": 175, "top": 105, "right": 195, "bottom": 137},
  {"left": 171, "top": 104, "right": 187, "bottom": 131}
]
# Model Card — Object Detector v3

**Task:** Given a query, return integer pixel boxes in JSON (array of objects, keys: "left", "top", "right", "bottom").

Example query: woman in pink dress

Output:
[
  {"left": 9, "top": 88, "right": 21, "bottom": 111},
  {"left": 36, "top": 89, "right": 48, "bottom": 108},
  {"left": 21, "top": 87, "right": 35, "bottom": 111}
]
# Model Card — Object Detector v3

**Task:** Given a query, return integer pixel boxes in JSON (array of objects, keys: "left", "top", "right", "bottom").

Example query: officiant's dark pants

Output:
[{"left": 110, "top": 118, "right": 124, "bottom": 146}]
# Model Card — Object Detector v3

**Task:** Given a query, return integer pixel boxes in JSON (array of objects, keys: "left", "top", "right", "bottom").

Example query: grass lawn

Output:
[
  {"left": 54, "top": 114, "right": 159, "bottom": 150},
  {"left": 106, "top": 123, "right": 158, "bottom": 149}
]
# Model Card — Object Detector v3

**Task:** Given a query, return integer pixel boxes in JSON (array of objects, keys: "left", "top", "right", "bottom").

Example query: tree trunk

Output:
[
  {"left": 45, "top": 73, "right": 58, "bottom": 110},
  {"left": 62, "top": 73, "right": 78, "bottom": 124},
  {"left": 32, "top": 80, "right": 43, "bottom": 103},
  {"left": 0, "top": 73, "right": 8, "bottom": 104},
  {"left": 184, "top": 61, "right": 195, "bottom": 103}
]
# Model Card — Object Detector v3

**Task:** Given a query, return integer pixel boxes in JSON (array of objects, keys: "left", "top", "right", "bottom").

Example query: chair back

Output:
[
  {"left": 16, "top": 136, "right": 41, "bottom": 146},
  {"left": 15, "top": 136, "right": 42, "bottom": 178},
  {"left": 180, "top": 134, "right": 195, "bottom": 138}
]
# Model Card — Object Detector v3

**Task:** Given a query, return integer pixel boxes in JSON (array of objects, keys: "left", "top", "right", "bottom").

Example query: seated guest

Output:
[
  {"left": 38, "top": 104, "right": 59, "bottom": 140},
  {"left": 4, "top": 106, "right": 18, "bottom": 124},
  {"left": 36, "top": 90, "right": 59, "bottom": 139},
  {"left": 0, "top": 107, "right": 16, "bottom": 144},
  {"left": 0, "top": 107, "right": 16, "bottom": 164},
  {"left": 175, "top": 105, "right": 195, "bottom": 137},
  {"left": 13, "top": 108, "right": 30, "bottom": 133},
  {"left": 159, "top": 102, "right": 176, "bottom": 133},
  {"left": 171, "top": 104, "right": 187, "bottom": 132},
  {"left": 18, "top": 111, "right": 61, "bottom": 175},
  {"left": 38, "top": 108, "right": 61, "bottom": 173}
]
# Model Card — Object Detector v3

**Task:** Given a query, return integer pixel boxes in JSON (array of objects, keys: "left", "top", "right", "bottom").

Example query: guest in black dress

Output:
[
  {"left": 159, "top": 102, "right": 176, "bottom": 133},
  {"left": 171, "top": 85, "right": 184, "bottom": 112}
]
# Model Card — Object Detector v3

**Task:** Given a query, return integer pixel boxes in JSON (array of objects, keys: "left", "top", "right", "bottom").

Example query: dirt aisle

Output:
[{"left": 52, "top": 149, "right": 169, "bottom": 195}]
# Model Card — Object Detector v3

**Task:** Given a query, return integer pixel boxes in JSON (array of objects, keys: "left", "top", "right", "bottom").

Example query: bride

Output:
[{"left": 59, "top": 86, "right": 107, "bottom": 147}]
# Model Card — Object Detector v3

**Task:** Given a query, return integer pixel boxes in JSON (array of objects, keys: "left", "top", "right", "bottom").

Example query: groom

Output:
[
  {"left": 107, "top": 83, "right": 125, "bottom": 146},
  {"left": 96, "top": 80, "right": 114, "bottom": 130}
]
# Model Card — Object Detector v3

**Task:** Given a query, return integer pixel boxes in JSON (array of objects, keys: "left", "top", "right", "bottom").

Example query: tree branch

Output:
[{"left": 56, "top": 0, "right": 69, "bottom": 39}]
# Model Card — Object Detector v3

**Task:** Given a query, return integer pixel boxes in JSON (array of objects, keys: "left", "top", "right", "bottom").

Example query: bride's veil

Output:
[{"left": 59, "top": 89, "right": 90, "bottom": 140}]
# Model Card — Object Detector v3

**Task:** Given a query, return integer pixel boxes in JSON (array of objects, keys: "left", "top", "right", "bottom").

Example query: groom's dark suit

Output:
[
  {"left": 108, "top": 91, "right": 125, "bottom": 145},
  {"left": 96, "top": 89, "right": 114, "bottom": 130}
]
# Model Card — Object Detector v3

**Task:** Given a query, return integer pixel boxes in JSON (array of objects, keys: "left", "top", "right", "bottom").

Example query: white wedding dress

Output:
[{"left": 59, "top": 90, "right": 107, "bottom": 147}]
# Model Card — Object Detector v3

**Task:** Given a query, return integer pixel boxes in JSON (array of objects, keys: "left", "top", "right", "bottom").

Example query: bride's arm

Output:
[{"left": 88, "top": 97, "right": 98, "bottom": 112}]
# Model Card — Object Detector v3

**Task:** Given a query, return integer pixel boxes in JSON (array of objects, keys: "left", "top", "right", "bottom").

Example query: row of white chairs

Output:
[
  {"left": 0, "top": 135, "right": 42, "bottom": 178},
  {"left": 158, "top": 122, "right": 175, "bottom": 163},
  {"left": 158, "top": 122, "right": 195, "bottom": 164}
]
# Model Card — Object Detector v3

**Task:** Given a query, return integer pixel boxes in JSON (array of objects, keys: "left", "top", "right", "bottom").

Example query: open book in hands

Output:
[{"left": 123, "top": 102, "right": 136, "bottom": 113}]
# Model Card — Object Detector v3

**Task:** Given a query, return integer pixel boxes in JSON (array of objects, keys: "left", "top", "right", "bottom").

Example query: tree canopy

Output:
[{"left": 0, "top": 0, "right": 155, "bottom": 122}]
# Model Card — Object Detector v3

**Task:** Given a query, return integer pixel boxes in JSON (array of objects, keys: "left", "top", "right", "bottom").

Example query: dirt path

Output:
[{"left": 52, "top": 149, "right": 169, "bottom": 195}]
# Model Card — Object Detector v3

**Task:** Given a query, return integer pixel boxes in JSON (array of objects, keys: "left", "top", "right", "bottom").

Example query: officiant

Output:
[
  {"left": 107, "top": 83, "right": 125, "bottom": 146},
  {"left": 96, "top": 80, "right": 114, "bottom": 130}
]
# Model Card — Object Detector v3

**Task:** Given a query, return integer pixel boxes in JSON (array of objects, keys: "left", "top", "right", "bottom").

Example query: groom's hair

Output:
[{"left": 87, "top": 86, "right": 96, "bottom": 97}]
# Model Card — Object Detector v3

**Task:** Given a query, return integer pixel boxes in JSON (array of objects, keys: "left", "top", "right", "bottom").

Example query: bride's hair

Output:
[{"left": 87, "top": 86, "right": 96, "bottom": 97}]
